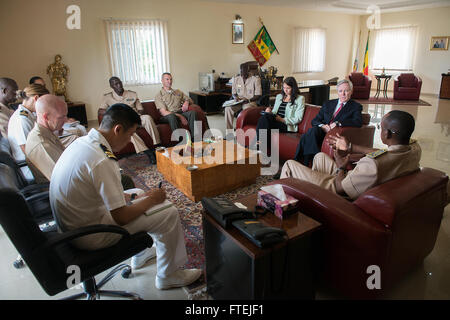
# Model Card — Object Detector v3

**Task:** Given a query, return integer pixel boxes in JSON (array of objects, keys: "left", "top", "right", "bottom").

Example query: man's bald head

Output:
[{"left": 36, "top": 94, "right": 68, "bottom": 132}]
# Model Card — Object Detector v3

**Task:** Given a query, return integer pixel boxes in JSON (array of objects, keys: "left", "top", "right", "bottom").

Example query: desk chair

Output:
[{"left": 0, "top": 165, "right": 153, "bottom": 300}]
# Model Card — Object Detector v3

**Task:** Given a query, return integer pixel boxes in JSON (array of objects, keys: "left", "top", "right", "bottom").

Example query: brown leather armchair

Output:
[
  {"left": 349, "top": 72, "right": 372, "bottom": 100},
  {"left": 269, "top": 168, "right": 448, "bottom": 299},
  {"left": 98, "top": 100, "right": 210, "bottom": 157},
  {"left": 393, "top": 73, "right": 422, "bottom": 100}
]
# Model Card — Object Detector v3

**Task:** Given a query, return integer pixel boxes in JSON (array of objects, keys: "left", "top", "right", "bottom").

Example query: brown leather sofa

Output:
[
  {"left": 269, "top": 168, "right": 448, "bottom": 299},
  {"left": 98, "top": 100, "right": 209, "bottom": 157},
  {"left": 235, "top": 104, "right": 375, "bottom": 161}
]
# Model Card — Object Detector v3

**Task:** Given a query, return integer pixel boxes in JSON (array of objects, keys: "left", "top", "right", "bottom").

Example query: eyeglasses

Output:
[{"left": 377, "top": 123, "right": 399, "bottom": 134}]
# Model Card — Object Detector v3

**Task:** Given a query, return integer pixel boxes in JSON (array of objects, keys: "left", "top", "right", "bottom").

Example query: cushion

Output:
[{"left": 399, "top": 74, "right": 416, "bottom": 87}]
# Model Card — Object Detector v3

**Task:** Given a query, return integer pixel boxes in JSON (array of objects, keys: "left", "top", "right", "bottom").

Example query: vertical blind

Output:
[
  {"left": 292, "top": 27, "right": 326, "bottom": 73},
  {"left": 371, "top": 26, "right": 417, "bottom": 71},
  {"left": 105, "top": 19, "right": 170, "bottom": 85}
]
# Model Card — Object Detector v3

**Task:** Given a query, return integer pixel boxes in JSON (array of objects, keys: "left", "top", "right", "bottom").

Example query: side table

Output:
[
  {"left": 203, "top": 193, "right": 322, "bottom": 300},
  {"left": 374, "top": 74, "right": 392, "bottom": 99}
]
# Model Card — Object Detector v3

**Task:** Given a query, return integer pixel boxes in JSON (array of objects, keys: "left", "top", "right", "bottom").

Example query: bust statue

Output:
[{"left": 47, "top": 54, "right": 70, "bottom": 101}]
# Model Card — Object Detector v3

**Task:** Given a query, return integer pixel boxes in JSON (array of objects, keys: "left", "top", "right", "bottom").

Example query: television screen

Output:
[{"left": 199, "top": 73, "right": 214, "bottom": 92}]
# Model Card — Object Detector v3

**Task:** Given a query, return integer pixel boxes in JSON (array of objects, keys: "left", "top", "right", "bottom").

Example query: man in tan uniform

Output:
[
  {"left": 224, "top": 63, "right": 261, "bottom": 137},
  {"left": 101, "top": 77, "right": 160, "bottom": 164},
  {"left": 26, "top": 95, "right": 135, "bottom": 189},
  {"left": 0, "top": 78, "right": 18, "bottom": 137},
  {"left": 280, "top": 110, "right": 421, "bottom": 200},
  {"left": 154, "top": 73, "right": 198, "bottom": 141}
]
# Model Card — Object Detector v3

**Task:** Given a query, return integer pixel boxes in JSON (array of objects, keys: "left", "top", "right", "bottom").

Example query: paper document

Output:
[
  {"left": 144, "top": 200, "right": 174, "bottom": 216},
  {"left": 222, "top": 99, "right": 244, "bottom": 108}
]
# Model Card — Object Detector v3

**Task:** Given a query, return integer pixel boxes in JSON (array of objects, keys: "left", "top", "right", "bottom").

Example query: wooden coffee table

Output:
[{"left": 156, "top": 140, "right": 261, "bottom": 202}]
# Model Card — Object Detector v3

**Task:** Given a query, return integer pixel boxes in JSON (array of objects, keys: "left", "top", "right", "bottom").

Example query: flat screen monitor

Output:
[{"left": 199, "top": 72, "right": 214, "bottom": 92}]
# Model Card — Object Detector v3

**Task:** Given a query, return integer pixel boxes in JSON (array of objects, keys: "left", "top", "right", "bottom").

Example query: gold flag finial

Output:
[{"left": 259, "top": 17, "right": 264, "bottom": 26}]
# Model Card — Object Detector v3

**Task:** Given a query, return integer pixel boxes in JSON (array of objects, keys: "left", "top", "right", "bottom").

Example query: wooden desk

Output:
[
  {"left": 297, "top": 80, "right": 330, "bottom": 105},
  {"left": 67, "top": 102, "right": 88, "bottom": 127},
  {"left": 440, "top": 73, "right": 450, "bottom": 99},
  {"left": 189, "top": 91, "right": 231, "bottom": 114},
  {"left": 203, "top": 193, "right": 322, "bottom": 300}
]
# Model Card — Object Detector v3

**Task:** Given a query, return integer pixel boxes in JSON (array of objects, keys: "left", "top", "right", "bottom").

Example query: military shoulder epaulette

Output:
[
  {"left": 366, "top": 149, "right": 387, "bottom": 159},
  {"left": 19, "top": 109, "right": 29, "bottom": 117},
  {"left": 127, "top": 90, "right": 136, "bottom": 93},
  {"left": 104, "top": 92, "right": 112, "bottom": 96},
  {"left": 409, "top": 138, "right": 417, "bottom": 145},
  {"left": 100, "top": 143, "right": 117, "bottom": 161}
]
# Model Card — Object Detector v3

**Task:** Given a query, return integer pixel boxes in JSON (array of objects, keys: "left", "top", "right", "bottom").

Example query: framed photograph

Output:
[
  {"left": 232, "top": 23, "right": 244, "bottom": 44},
  {"left": 430, "top": 36, "right": 449, "bottom": 50}
]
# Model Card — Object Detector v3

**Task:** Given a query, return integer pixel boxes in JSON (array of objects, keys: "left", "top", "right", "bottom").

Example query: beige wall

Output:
[
  {"left": 0, "top": 0, "right": 359, "bottom": 120},
  {"left": 356, "top": 6, "right": 450, "bottom": 95}
]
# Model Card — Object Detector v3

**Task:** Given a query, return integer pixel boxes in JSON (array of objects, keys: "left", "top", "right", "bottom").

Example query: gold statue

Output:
[{"left": 47, "top": 54, "right": 69, "bottom": 101}]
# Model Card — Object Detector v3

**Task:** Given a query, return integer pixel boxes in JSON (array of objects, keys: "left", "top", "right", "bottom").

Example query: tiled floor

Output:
[{"left": 0, "top": 91, "right": 448, "bottom": 300}]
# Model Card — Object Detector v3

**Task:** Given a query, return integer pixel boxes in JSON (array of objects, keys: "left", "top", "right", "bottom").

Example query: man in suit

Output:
[{"left": 294, "top": 79, "right": 362, "bottom": 165}]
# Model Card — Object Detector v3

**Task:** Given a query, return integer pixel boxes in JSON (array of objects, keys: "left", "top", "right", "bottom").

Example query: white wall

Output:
[
  {"left": 0, "top": 0, "right": 358, "bottom": 120},
  {"left": 356, "top": 6, "right": 450, "bottom": 95}
]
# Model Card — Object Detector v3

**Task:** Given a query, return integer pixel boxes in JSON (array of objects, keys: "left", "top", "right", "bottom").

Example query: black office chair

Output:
[{"left": 0, "top": 165, "right": 153, "bottom": 300}]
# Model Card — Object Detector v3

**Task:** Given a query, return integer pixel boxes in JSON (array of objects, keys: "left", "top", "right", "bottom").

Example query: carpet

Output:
[
  {"left": 354, "top": 97, "right": 431, "bottom": 106},
  {"left": 118, "top": 153, "right": 275, "bottom": 295}
]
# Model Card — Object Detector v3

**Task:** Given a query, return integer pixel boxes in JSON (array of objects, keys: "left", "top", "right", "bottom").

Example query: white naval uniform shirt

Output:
[
  {"left": 7, "top": 104, "right": 36, "bottom": 181},
  {"left": 50, "top": 128, "right": 126, "bottom": 250}
]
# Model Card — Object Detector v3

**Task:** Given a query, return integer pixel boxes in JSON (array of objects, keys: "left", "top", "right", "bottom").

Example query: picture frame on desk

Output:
[
  {"left": 232, "top": 23, "right": 244, "bottom": 44},
  {"left": 430, "top": 36, "right": 449, "bottom": 51}
]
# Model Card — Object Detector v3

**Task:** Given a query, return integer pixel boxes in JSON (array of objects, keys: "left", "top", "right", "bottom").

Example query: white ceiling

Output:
[{"left": 202, "top": 0, "right": 450, "bottom": 14}]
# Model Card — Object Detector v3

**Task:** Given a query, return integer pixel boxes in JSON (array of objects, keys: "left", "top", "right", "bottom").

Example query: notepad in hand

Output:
[
  {"left": 144, "top": 200, "right": 174, "bottom": 216},
  {"left": 222, "top": 99, "right": 244, "bottom": 107}
]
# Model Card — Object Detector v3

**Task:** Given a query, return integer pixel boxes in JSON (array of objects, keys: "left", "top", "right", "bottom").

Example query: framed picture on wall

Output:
[
  {"left": 430, "top": 36, "right": 449, "bottom": 50},
  {"left": 232, "top": 23, "right": 244, "bottom": 44}
]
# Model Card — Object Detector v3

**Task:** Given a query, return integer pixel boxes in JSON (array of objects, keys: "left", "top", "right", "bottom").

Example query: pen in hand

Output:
[{"left": 158, "top": 181, "right": 163, "bottom": 188}]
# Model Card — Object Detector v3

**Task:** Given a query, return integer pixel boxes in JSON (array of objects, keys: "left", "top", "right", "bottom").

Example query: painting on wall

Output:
[{"left": 430, "top": 36, "right": 449, "bottom": 50}]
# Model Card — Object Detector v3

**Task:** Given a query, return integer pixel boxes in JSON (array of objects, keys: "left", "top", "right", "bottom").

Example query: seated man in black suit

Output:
[{"left": 294, "top": 79, "right": 362, "bottom": 165}]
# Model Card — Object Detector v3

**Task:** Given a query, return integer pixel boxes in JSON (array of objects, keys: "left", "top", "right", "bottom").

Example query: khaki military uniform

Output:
[
  {"left": 225, "top": 75, "right": 262, "bottom": 130},
  {"left": 281, "top": 142, "right": 421, "bottom": 200},
  {"left": 25, "top": 123, "right": 65, "bottom": 182},
  {"left": 0, "top": 102, "right": 13, "bottom": 138},
  {"left": 154, "top": 88, "right": 193, "bottom": 113},
  {"left": 101, "top": 90, "right": 161, "bottom": 152}
]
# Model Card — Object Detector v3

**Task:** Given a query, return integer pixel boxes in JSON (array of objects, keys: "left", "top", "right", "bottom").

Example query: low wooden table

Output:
[
  {"left": 203, "top": 193, "right": 322, "bottom": 299},
  {"left": 156, "top": 140, "right": 261, "bottom": 202}
]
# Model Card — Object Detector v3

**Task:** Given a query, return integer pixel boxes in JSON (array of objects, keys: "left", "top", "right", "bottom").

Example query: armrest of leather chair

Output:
[
  {"left": 236, "top": 106, "right": 265, "bottom": 129},
  {"left": 188, "top": 104, "right": 209, "bottom": 132},
  {"left": 268, "top": 178, "right": 389, "bottom": 245},
  {"left": 320, "top": 125, "right": 375, "bottom": 158}
]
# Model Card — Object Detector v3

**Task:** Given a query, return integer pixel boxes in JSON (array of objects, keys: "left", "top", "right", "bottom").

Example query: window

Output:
[
  {"left": 105, "top": 19, "right": 170, "bottom": 85},
  {"left": 292, "top": 27, "right": 326, "bottom": 73},
  {"left": 371, "top": 26, "right": 417, "bottom": 71}
]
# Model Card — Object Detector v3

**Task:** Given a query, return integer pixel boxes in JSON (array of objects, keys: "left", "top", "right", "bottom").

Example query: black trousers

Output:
[
  {"left": 254, "top": 113, "right": 287, "bottom": 152},
  {"left": 294, "top": 126, "right": 326, "bottom": 165},
  {"left": 159, "top": 110, "right": 197, "bottom": 139}
]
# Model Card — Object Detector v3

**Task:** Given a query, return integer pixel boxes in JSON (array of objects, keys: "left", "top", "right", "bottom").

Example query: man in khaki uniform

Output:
[
  {"left": 154, "top": 73, "right": 198, "bottom": 140},
  {"left": 101, "top": 77, "right": 160, "bottom": 163},
  {"left": 26, "top": 95, "right": 135, "bottom": 189},
  {"left": 0, "top": 78, "right": 18, "bottom": 137},
  {"left": 224, "top": 63, "right": 261, "bottom": 135},
  {"left": 280, "top": 110, "right": 421, "bottom": 200}
]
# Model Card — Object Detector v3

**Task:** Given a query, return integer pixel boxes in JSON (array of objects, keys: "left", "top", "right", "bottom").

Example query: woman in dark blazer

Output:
[{"left": 294, "top": 79, "right": 363, "bottom": 165}]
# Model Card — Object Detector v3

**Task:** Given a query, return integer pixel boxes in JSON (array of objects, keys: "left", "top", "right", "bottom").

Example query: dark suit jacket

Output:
[
  {"left": 311, "top": 98, "right": 363, "bottom": 128},
  {"left": 294, "top": 99, "right": 363, "bottom": 162}
]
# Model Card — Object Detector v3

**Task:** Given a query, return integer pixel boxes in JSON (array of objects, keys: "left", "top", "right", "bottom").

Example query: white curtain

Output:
[
  {"left": 292, "top": 27, "right": 326, "bottom": 73},
  {"left": 371, "top": 26, "right": 417, "bottom": 71},
  {"left": 105, "top": 19, "right": 170, "bottom": 85}
]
